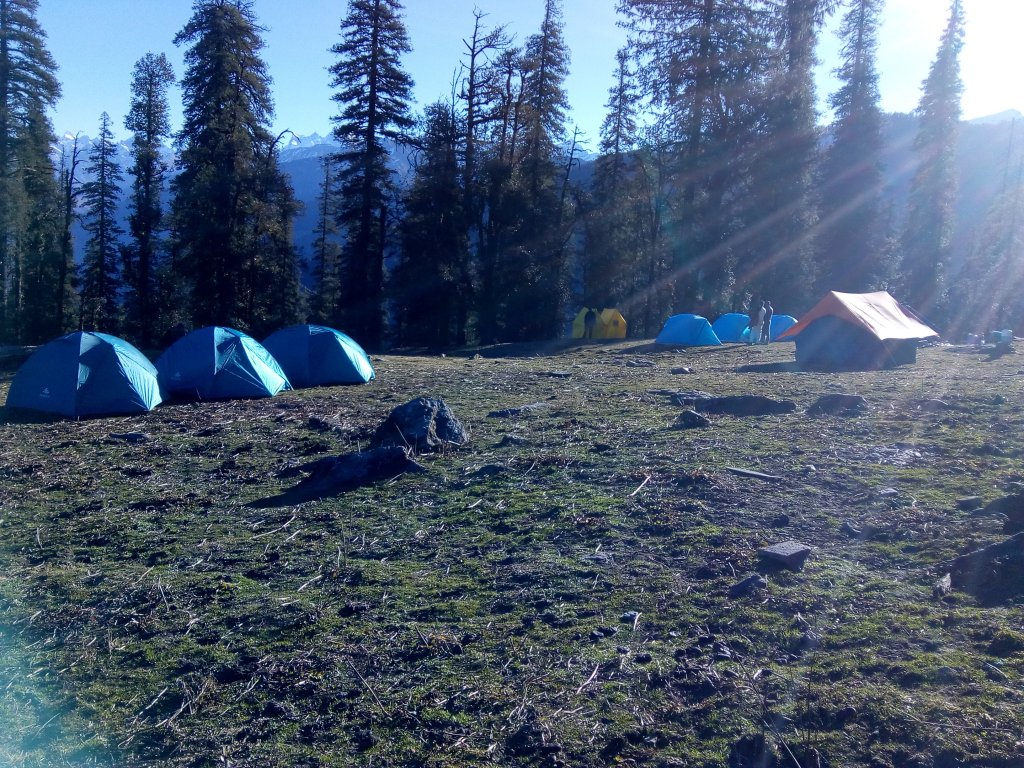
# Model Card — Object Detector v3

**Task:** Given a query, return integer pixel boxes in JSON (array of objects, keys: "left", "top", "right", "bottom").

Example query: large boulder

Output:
[{"left": 370, "top": 396, "right": 469, "bottom": 454}]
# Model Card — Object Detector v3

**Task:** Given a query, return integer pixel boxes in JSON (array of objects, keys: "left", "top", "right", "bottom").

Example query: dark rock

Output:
[
  {"left": 913, "top": 398, "right": 952, "bottom": 411},
  {"left": 979, "top": 493, "right": 1024, "bottom": 533},
  {"left": 668, "top": 390, "right": 713, "bottom": 407},
  {"left": 371, "top": 396, "right": 468, "bottom": 453},
  {"left": 955, "top": 496, "right": 983, "bottom": 511},
  {"left": 497, "top": 434, "right": 528, "bottom": 448},
  {"left": 727, "top": 734, "right": 778, "bottom": 768},
  {"left": 620, "top": 611, "right": 640, "bottom": 625},
  {"left": 262, "top": 700, "right": 290, "bottom": 718},
  {"left": 693, "top": 395, "right": 797, "bottom": 416},
  {"left": 729, "top": 573, "right": 768, "bottom": 597},
  {"left": 589, "top": 630, "right": 605, "bottom": 642},
  {"left": 598, "top": 625, "right": 618, "bottom": 637},
  {"left": 758, "top": 541, "right": 812, "bottom": 571},
  {"left": 948, "top": 530, "right": 1024, "bottom": 596},
  {"left": 635, "top": 652, "right": 653, "bottom": 664},
  {"left": 280, "top": 446, "right": 426, "bottom": 502},
  {"left": 626, "top": 359, "right": 655, "bottom": 368},
  {"left": 599, "top": 736, "right": 627, "bottom": 761},
  {"left": 672, "top": 409, "right": 712, "bottom": 430},
  {"left": 488, "top": 402, "right": 549, "bottom": 418},
  {"left": 107, "top": 431, "right": 150, "bottom": 444},
  {"left": 807, "top": 393, "right": 868, "bottom": 416},
  {"left": 671, "top": 366, "right": 693, "bottom": 374},
  {"left": 770, "top": 513, "right": 790, "bottom": 527},
  {"left": 536, "top": 370, "right": 572, "bottom": 378}
]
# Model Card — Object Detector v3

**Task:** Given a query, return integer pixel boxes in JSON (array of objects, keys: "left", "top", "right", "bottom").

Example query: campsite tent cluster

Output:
[
  {"left": 5, "top": 325, "right": 375, "bottom": 419},
  {"left": 578, "top": 291, "right": 936, "bottom": 368},
  {"left": 653, "top": 312, "right": 797, "bottom": 345},
  {"left": 650, "top": 291, "right": 936, "bottom": 368}
]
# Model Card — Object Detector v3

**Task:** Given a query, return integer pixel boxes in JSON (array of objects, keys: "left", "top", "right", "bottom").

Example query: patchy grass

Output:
[{"left": 1, "top": 341, "right": 1023, "bottom": 767}]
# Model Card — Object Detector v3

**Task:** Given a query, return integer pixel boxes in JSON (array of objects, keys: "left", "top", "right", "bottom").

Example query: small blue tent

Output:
[
  {"left": 768, "top": 314, "right": 797, "bottom": 341},
  {"left": 5, "top": 331, "right": 161, "bottom": 418},
  {"left": 262, "top": 324, "right": 375, "bottom": 388},
  {"left": 156, "top": 326, "right": 290, "bottom": 400},
  {"left": 711, "top": 313, "right": 751, "bottom": 343},
  {"left": 655, "top": 314, "right": 722, "bottom": 346}
]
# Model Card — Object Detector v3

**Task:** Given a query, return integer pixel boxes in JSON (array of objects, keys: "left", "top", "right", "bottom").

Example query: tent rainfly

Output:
[
  {"left": 571, "top": 308, "right": 627, "bottom": 339},
  {"left": 711, "top": 313, "right": 751, "bottom": 343},
  {"left": 5, "top": 331, "right": 162, "bottom": 418},
  {"left": 779, "top": 291, "right": 938, "bottom": 369},
  {"left": 156, "top": 326, "right": 291, "bottom": 400},
  {"left": 655, "top": 314, "right": 722, "bottom": 346},
  {"left": 262, "top": 324, "right": 375, "bottom": 388}
]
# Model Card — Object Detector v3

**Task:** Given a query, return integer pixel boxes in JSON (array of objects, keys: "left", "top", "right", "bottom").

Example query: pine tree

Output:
[
  {"left": 507, "top": 0, "right": 573, "bottom": 340},
  {"left": 328, "top": 0, "right": 414, "bottom": 347},
  {"left": 123, "top": 52, "right": 174, "bottom": 347},
  {"left": 817, "top": 0, "right": 887, "bottom": 294},
  {"left": 745, "top": 0, "right": 836, "bottom": 311},
  {"left": 78, "top": 113, "right": 124, "bottom": 332},
  {"left": 309, "top": 155, "right": 343, "bottom": 324},
  {"left": 395, "top": 101, "right": 470, "bottom": 347},
  {"left": 584, "top": 48, "right": 640, "bottom": 310},
  {"left": 0, "top": 0, "right": 62, "bottom": 342},
  {"left": 899, "top": 0, "right": 964, "bottom": 322},
  {"left": 620, "top": 0, "right": 770, "bottom": 314},
  {"left": 171, "top": 0, "right": 301, "bottom": 332}
]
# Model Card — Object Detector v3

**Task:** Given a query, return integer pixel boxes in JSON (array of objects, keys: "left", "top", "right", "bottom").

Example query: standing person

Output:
[
  {"left": 748, "top": 301, "right": 764, "bottom": 345},
  {"left": 761, "top": 300, "right": 774, "bottom": 343},
  {"left": 583, "top": 307, "right": 597, "bottom": 340}
]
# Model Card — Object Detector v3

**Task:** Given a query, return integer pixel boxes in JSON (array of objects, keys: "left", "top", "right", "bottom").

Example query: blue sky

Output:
[{"left": 37, "top": 0, "right": 1021, "bottom": 143}]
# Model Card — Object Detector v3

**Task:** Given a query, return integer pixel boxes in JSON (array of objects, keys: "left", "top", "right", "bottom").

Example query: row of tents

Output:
[
  {"left": 5, "top": 324, "right": 375, "bottom": 419},
  {"left": 655, "top": 312, "right": 799, "bottom": 346},
  {"left": 578, "top": 291, "right": 939, "bottom": 369}
]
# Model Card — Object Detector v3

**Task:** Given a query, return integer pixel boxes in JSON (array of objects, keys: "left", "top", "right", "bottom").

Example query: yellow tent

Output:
[
  {"left": 597, "top": 308, "right": 627, "bottom": 339},
  {"left": 571, "top": 308, "right": 627, "bottom": 339}
]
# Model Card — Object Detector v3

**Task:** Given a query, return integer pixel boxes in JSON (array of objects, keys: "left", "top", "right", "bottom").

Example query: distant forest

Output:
[{"left": 1, "top": 0, "right": 1019, "bottom": 351}]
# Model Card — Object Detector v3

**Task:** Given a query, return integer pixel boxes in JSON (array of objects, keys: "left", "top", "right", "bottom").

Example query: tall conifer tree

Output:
[
  {"left": 395, "top": 101, "right": 470, "bottom": 347},
  {"left": 327, "top": 0, "right": 414, "bottom": 348},
  {"left": 899, "top": 0, "right": 965, "bottom": 321},
  {"left": 78, "top": 112, "right": 124, "bottom": 332},
  {"left": 171, "top": 0, "right": 300, "bottom": 333},
  {"left": 0, "top": 0, "right": 63, "bottom": 342},
  {"left": 620, "top": 0, "right": 768, "bottom": 313},
  {"left": 124, "top": 52, "right": 174, "bottom": 346},
  {"left": 817, "top": 0, "right": 887, "bottom": 293},
  {"left": 746, "top": 0, "right": 836, "bottom": 310}
]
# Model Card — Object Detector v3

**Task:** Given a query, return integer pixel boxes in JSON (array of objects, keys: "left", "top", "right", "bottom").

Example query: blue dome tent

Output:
[
  {"left": 156, "top": 326, "right": 290, "bottom": 400},
  {"left": 655, "top": 314, "right": 722, "bottom": 346},
  {"left": 5, "top": 331, "right": 162, "bottom": 418},
  {"left": 262, "top": 324, "right": 375, "bottom": 387},
  {"left": 711, "top": 313, "right": 751, "bottom": 343},
  {"left": 768, "top": 314, "right": 797, "bottom": 341}
]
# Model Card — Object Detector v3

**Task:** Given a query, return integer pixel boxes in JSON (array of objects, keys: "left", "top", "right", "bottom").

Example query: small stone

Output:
[
  {"left": 935, "top": 666, "right": 960, "bottom": 683},
  {"left": 620, "top": 611, "right": 640, "bottom": 624},
  {"left": 807, "top": 393, "right": 868, "bottom": 415},
  {"left": 729, "top": 573, "right": 768, "bottom": 597},
  {"left": 672, "top": 409, "right": 712, "bottom": 430},
  {"left": 599, "top": 625, "right": 618, "bottom": 637},
  {"left": 590, "top": 630, "right": 605, "bottom": 642},
  {"left": 955, "top": 496, "right": 983, "bottom": 511},
  {"left": 770, "top": 513, "right": 790, "bottom": 528},
  {"left": 635, "top": 652, "right": 653, "bottom": 664},
  {"left": 758, "top": 541, "right": 812, "bottom": 571},
  {"left": 878, "top": 487, "right": 899, "bottom": 497},
  {"left": 671, "top": 366, "right": 693, "bottom": 374}
]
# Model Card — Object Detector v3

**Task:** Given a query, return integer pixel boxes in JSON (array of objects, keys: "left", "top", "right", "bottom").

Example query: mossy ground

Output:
[{"left": 1, "top": 340, "right": 1022, "bottom": 767}]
